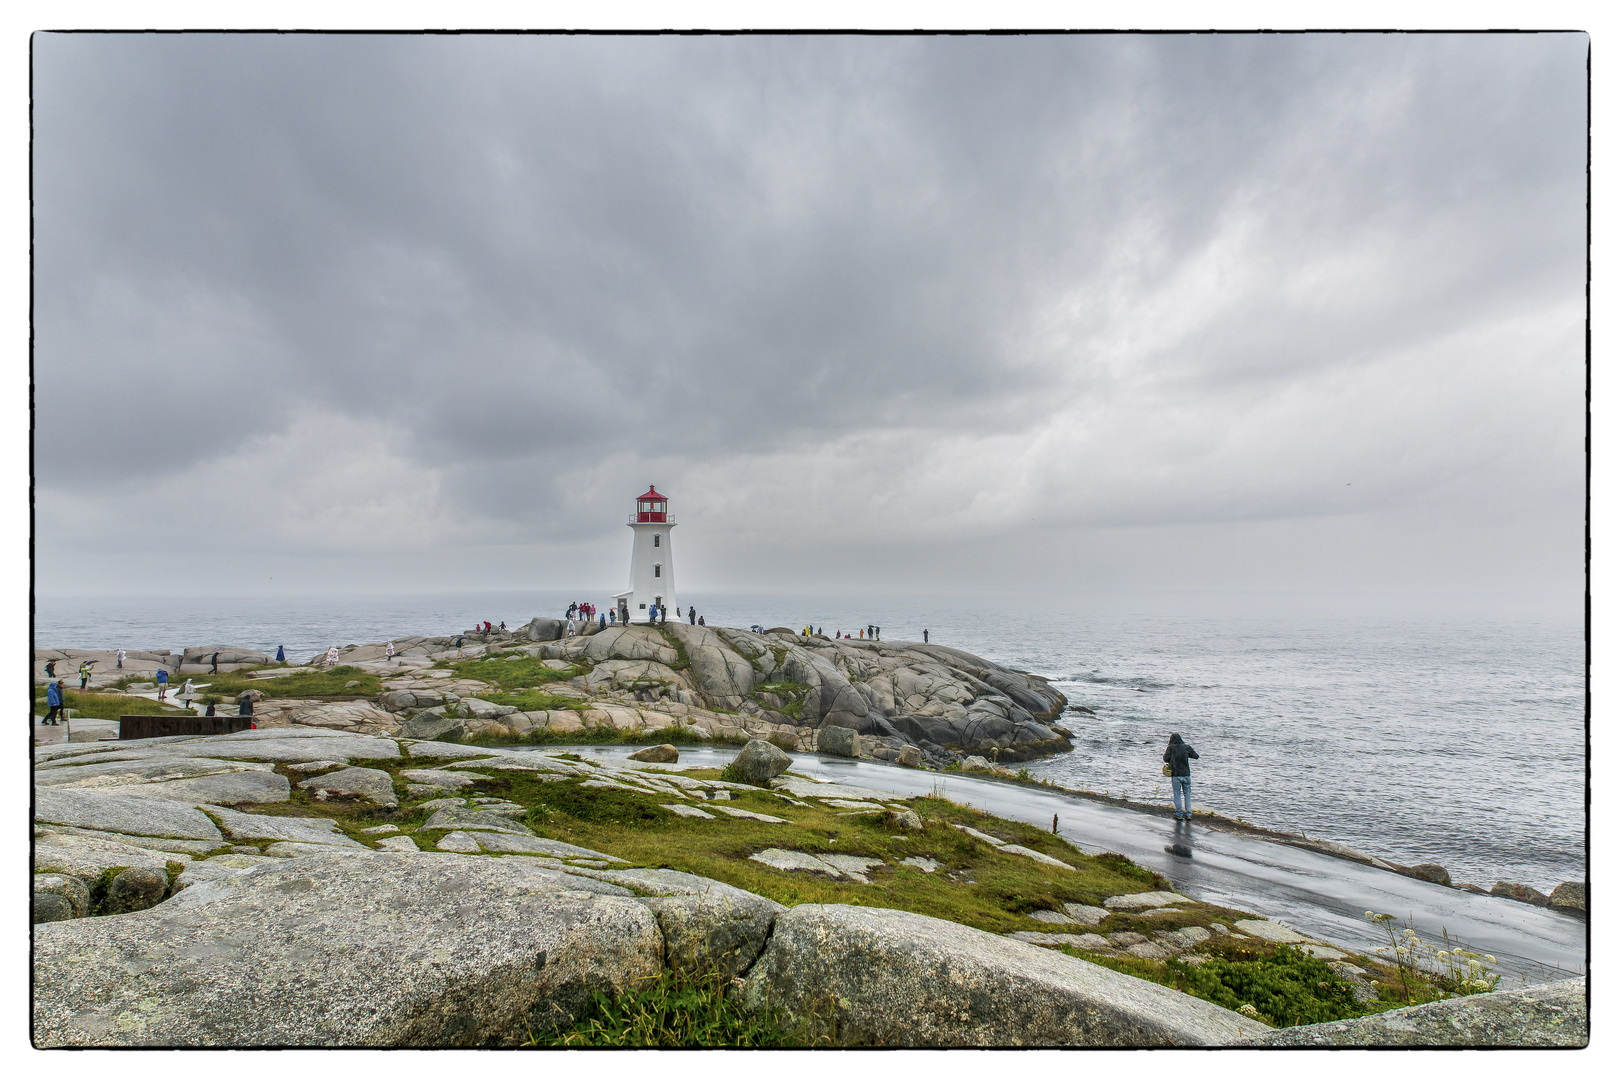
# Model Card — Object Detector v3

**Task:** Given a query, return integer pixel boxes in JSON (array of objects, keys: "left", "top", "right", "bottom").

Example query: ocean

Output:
[{"left": 33, "top": 588, "right": 1586, "bottom": 894}]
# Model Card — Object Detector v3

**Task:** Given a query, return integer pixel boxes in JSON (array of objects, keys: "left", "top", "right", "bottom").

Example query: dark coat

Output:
[{"left": 1163, "top": 737, "right": 1199, "bottom": 777}]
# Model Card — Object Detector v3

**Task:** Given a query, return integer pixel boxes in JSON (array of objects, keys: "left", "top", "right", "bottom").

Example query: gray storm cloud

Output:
[{"left": 32, "top": 33, "right": 1586, "bottom": 600}]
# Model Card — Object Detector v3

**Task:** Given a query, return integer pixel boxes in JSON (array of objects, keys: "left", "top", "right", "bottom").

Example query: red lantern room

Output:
[{"left": 633, "top": 486, "right": 669, "bottom": 523}]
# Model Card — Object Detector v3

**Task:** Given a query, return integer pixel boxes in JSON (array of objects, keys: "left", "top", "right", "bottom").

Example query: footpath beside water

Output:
[{"left": 581, "top": 746, "right": 1588, "bottom": 986}]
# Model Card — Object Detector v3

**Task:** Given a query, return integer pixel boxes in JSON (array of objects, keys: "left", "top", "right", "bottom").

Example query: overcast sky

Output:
[{"left": 31, "top": 32, "right": 1587, "bottom": 606}]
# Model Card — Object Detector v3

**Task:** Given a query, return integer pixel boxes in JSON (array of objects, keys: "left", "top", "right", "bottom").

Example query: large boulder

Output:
[
  {"left": 1490, "top": 881, "right": 1550, "bottom": 906},
  {"left": 34, "top": 891, "right": 76, "bottom": 924},
  {"left": 817, "top": 726, "right": 860, "bottom": 758},
  {"left": 1241, "top": 978, "right": 1587, "bottom": 1047},
  {"left": 737, "top": 904, "right": 1267, "bottom": 1046},
  {"left": 726, "top": 739, "right": 792, "bottom": 786},
  {"left": 34, "top": 873, "right": 91, "bottom": 920},
  {"left": 297, "top": 766, "right": 398, "bottom": 807},
  {"left": 33, "top": 852, "right": 665, "bottom": 1047},
  {"left": 627, "top": 744, "right": 679, "bottom": 763},
  {"left": 1405, "top": 864, "right": 1452, "bottom": 887},
  {"left": 1548, "top": 881, "right": 1586, "bottom": 915},
  {"left": 104, "top": 867, "right": 169, "bottom": 914},
  {"left": 518, "top": 617, "right": 567, "bottom": 642},
  {"left": 400, "top": 712, "right": 467, "bottom": 742}
]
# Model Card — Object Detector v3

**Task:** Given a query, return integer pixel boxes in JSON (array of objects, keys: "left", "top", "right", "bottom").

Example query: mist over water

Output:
[{"left": 35, "top": 588, "right": 1584, "bottom": 893}]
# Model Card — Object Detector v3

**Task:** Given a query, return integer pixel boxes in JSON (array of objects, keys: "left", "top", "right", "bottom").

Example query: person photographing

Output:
[{"left": 1164, "top": 733, "right": 1199, "bottom": 822}]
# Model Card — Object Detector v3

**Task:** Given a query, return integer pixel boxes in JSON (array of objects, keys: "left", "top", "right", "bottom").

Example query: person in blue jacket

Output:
[
  {"left": 276, "top": 645, "right": 286, "bottom": 663},
  {"left": 1164, "top": 733, "right": 1200, "bottom": 821},
  {"left": 43, "top": 680, "right": 64, "bottom": 725}
]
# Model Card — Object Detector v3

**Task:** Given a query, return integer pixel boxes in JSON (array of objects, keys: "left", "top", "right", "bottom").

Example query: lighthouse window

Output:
[
  {"left": 653, "top": 535, "right": 660, "bottom": 547},
  {"left": 654, "top": 564, "right": 662, "bottom": 578}
]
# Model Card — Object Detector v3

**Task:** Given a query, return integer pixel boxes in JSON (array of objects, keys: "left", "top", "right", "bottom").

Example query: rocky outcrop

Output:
[
  {"left": 542, "top": 623, "right": 1071, "bottom": 766},
  {"left": 737, "top": 904, "right": 1267, "bottom": 1046},
  {"left": 1241, "top": 978, "right": 1587, "bottom": 1047},
  {"left": 33, "top": 852, "right": 667, "bottom": 1047}
]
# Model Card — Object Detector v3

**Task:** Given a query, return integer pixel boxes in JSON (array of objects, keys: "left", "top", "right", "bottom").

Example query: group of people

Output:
[
  {"left": 40, "top": 660, "right": 256, "bottom": 725},
  {"left": 815, "top": 625, "right": 885, "bottom": 641}
]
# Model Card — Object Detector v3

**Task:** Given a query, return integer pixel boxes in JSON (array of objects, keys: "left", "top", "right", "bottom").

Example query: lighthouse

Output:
[{"left": 613, "top": 486, "right": 676, "bottom": 624}]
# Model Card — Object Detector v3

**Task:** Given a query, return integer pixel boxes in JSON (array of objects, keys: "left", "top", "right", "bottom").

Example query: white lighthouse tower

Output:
[{"left": 613, "top": 485, "right": 676, "bottom": 624}]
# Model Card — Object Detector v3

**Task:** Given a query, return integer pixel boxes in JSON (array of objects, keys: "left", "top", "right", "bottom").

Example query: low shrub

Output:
[
  {"left": 1168, "top": 945, "right": 1367, "bottom": 1028},
  {"left": 529, "top": 969, "right": 797, "bottom": 1047}
]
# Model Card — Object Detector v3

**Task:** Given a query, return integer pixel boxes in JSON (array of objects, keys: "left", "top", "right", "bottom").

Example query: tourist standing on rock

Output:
[
  {"left": 238, "top": 692, "right": 254, "bottom": 717},
  {"left": 1164, "top": 733, "right": 1200, "bottom": 822},
  {"left": 44, "top": 659, "right": 56, "bottom": 679},
  {"left": 386, "top": 641, "right": 395, "bottom": 662},
  {"left": 156, "top": 668, "right": 168, "bottom": 701},
  {"left": 324, "top": 645, "right": 340, "bottom": 667},
  {"left": 210, "top": 652, "right": 220, "bottom": 674},
  {"left": 923, "top": 629, "right": 929, "bottom": 643},
  {"left": 77, "top": 660, "right": 91, "bottom": 690},
  {"left": 43, "top": 680, "right": 64, "bottom": 725},
  {"left": 116, "top": 648, "right": 126, "bottom": 669},
  {"left": 276, "top": 645, "right": 285, "bottom": 663},
  {"left": 689, "top": 607, "right": 696, "bottom": 625},
  {"left": 697, "top": 615, "right": 705, "bottom": 626}
]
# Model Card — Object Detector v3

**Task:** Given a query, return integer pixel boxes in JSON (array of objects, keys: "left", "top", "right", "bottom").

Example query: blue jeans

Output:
[{"left": 1171, "top": 775, "right": 1192, "bottom": 818}]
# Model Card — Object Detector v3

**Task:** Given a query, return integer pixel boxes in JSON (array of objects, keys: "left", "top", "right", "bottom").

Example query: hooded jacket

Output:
[{"left": 1163, "top": 734, "right": 1199, "bottom": 777}]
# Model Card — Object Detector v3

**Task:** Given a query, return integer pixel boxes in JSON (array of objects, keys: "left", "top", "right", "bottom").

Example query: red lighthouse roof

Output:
[{"left": 637, "top": 486, "right": 667, "bottom": 502}]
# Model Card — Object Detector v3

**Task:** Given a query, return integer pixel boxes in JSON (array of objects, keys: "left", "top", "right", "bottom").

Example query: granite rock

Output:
[
  {"left": 816, "top": 725, "right": 860, "bottom": 757},
  {"left": 34, "top": 787, "right": 223, "bottom": 842},
  {"left": 201, "top": 806, "right": 366, "bottom": 848},
  {"left": 33, "top": 852, "right": 666, "bottom": 1047},
  {"left": 738, "top": 904, "right": 1267, "bottom": 1046},
  {"left": 1548, "top": 881, "right": 1586, "bottom": 915},
  {"left": 34, "top": 873, "right": 91, "bottom": 919},
  {"left": 297, "top": 766, "right": 398, "bottom": 807},
  {"left": 727, "top": 739, "right": 793, "bottom": 786},
  {"left": 105, "top": 867, "right": 169, "bottom": 914},
  {"left": 1241, "top": 978, "right": 1587, "bottom": 1047}
]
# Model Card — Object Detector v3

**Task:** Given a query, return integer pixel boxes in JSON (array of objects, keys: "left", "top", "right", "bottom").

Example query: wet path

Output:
[{"left": 559, "top": 746, "right": 1587, "bottom": 986}]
